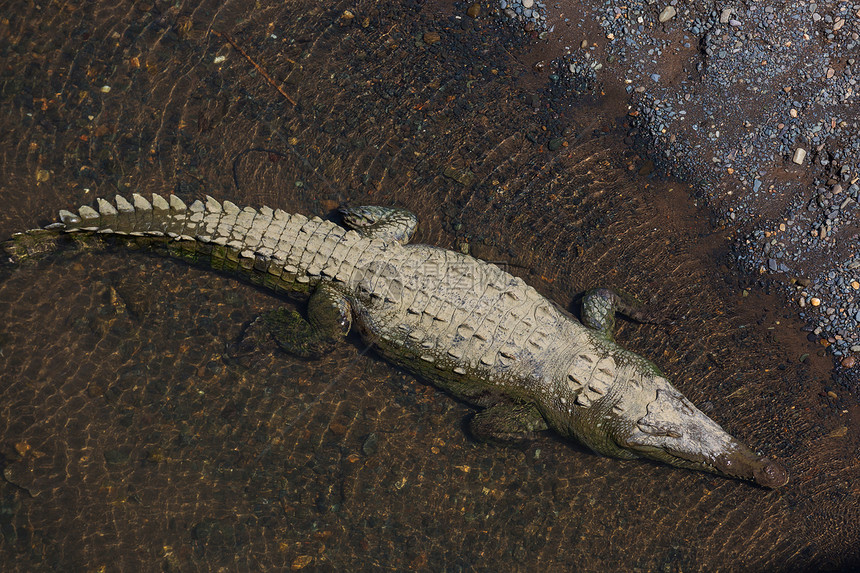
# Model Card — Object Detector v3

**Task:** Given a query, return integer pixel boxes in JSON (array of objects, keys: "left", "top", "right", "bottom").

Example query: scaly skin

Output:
[{"left": 3, "top": 194, "right": 788, "bottom": 488}]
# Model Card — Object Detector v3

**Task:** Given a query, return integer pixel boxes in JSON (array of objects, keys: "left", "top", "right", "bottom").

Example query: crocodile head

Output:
[{"left": 607, "top": 383, "right": 788, "bottom": 488}]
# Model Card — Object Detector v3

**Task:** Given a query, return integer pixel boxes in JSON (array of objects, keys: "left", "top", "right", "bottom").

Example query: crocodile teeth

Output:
[
  {"left": 132, "top": 193, "right": 152, "bottom": 210},
  {"left": 189, "top": 200, "right": 205, "bottom": 213},
  {"left": 59, "top": 209, "right": 81, "bottom": 224},
  {"left": 96, "top": 198, "right": 117, "bottom": 216},
  {"left": 114, "top": 195, "right": 134, "bottom": 212},
  {"left": 169, "top": 195, "right": 186, "bottom": 211},
  {"left": 152, "top": 194, "right": 170, "bottom": 210}
]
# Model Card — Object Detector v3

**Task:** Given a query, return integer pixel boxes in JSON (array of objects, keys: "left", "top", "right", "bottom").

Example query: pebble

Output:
[
  {"left": 549, "top": 0, "right": 860, "bottom": 359},
  {"left": 423, "top": 31, "right": 441, "bottom": 45},
  {"left": 548, "top": 137, "right": 566, "bottom": 151},
  {"left": 522, "top": 0, "right": 533, "bottom": 8},
  {"left": 658, "top": 6, "right": 676, "bottom": 23}
]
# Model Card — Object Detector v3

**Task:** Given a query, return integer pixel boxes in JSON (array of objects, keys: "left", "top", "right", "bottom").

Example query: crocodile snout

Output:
[{"left": 714, "top": 449, "right": 789, "bottom": 489}]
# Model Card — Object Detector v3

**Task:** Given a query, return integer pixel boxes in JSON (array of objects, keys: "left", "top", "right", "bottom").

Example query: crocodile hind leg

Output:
[
  {"left": 340, "top": 205, "right": 418, "bottom": 244},
  {"left": 234, "top": 282, "right": 352, "bottom": 360},
  {"left": 581, "top": 287, "right": 660, "bottom": 340},
  {"left": 468, "top": 402, "right": 549, "bottom": 444}
]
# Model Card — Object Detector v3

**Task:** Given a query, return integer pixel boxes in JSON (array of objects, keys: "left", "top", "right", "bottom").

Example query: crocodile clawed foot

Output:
[
  {"left": 468, "top": 402, "right": 549, "bottom": 444},
  {"left": 260, "top": 308, "right": 337, "bottom": 359}
]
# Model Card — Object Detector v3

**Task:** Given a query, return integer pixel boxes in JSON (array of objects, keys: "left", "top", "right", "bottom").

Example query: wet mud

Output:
[
  {"left": 506, "top": 0, "right": 860, "bottom": 364},
  {"left": 0, "top": 1, "right": 858, "bottom": 571}
]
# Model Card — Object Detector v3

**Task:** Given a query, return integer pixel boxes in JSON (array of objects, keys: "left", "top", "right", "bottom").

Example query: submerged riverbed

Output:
[{"left": 0, "top": 1, "right": 858, "bottom": 570}]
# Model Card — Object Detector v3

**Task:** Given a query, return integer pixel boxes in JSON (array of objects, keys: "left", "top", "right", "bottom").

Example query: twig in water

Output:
[{"left": 211, "top": 29, "right": 297, "bottom": 106}]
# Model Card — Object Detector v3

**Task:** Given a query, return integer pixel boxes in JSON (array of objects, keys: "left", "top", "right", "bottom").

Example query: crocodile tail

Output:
[
  {"left": 56, "top": 193, "right": 192, "bottom": 237},
  {"left": 3, "top": 193, "right": 192, "bottom": 264},
  {"left": 3, "top": 227, "right": 68, "bottom": 264},
  {"left": 5, "top": 193, "right": 338, "bottom": 297}
]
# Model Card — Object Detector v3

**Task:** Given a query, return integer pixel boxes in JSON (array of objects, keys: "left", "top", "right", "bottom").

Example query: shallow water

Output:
[{"left": 0, "top": 1, "right": 858, "bottom": 570}]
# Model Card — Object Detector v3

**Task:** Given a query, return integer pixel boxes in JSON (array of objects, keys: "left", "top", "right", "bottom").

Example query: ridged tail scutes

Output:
[
  {"left": 6, "top": 193, "right": 358, "bottom": 299},
  {"left": 60, "top": 193, "right": 194, "bottom": 238},
  {"left": 5, "top": 193, "right": 211, "bottom": 264}
]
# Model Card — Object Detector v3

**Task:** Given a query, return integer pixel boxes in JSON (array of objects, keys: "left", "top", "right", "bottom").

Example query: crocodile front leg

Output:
[
  {"left": 581, "top": 287, "right": 658, "bottom": 339},
  {"left": 469, "top": 402, "right": 549, "bottom": 444}
]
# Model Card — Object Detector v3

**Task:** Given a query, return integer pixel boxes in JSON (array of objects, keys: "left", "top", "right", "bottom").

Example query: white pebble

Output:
[
  {"left": 658, "top": 6, "right": 676, "bottom": 22},
  {"left": 792, "top": 147, "right": 807, "bottom": 165}
]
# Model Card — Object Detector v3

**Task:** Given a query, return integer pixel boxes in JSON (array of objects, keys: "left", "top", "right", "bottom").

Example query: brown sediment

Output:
[{"left": 0, "top": 0, "right": 857, "bottom": 571}]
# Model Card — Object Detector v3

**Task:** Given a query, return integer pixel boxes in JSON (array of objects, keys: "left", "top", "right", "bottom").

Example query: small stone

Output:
[
  {"left": 851, "top": 280, "right": 859, "bottom": 289},
  {"left": 826, "top": 67, "right": 835, "bottom": 79},
  {"left": 810, "top": 297, "right": 821, "bottom": 306},
  {"left": 720, "top": 8, "right": 733, "bottom": 24},
  {"left": 443, "top": 166, "right": 475, "bottom": 187},
  {"left": 792, "top": 147, "right": 807, "bottom": 164},
  {"left": 291, "top": 555, "right": 314, "bottom": 570},
  {"left": 423, "top": 31, "right": 441, "bottom": 45},
  {"left": 100, "top": 85, "right": 111, "bottom": 93},
  {"left": 328, "top": 422, "right": 347, "bottom": 435},
  {"left": 522, "top": 0, "right": 534, "bottom": 8},
  {"left": 845, "top": 356, "right": 858, "bottom": 368},
  {"left": 467, "top": 3, "right": 480, "bottom": 18},
  {"left": 658, "top": 6, "right": 676, "bottom": 22},
  {"left": 362, "top": 433, "right": 379, "bottom": 456}
]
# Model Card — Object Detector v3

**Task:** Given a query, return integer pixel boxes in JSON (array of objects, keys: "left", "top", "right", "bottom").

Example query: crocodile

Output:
[{"left": 4, "top": 193, "right": 789, "bottom": 488}]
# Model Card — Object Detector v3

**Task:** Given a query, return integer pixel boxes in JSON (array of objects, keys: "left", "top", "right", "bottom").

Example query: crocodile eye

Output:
[{"left": 636, "top": 420, "right": 683, "bottom": 439}]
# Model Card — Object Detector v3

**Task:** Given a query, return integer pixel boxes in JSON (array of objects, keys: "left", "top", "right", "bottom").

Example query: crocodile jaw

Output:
[{"left": 612, "top": 386, "right": 789, "bottom": 488}]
